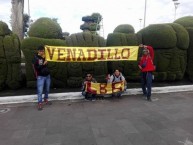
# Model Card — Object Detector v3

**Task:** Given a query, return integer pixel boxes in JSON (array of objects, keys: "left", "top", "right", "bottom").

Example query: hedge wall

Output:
[
  {"left": 0, "top": 31, "right": 22, "bottom": 90},
  {"left": 28, "top": 17, "right": 63, "bottom": 39},
  {"left": 66, "top": 32, "right": 107, "bottom": 87},
  {"left": 174, "top": 16, "right": 193, "bottom": 28},
  {"left": 0, "top": 21, "right": 10, "bottom": 36},
  {"left": 106, "top": 27, "right": 141, "bottom": 81},
  {"left": 21, "top": 37, "right": 67, "bottom": 88},
  {"left": 113, "top": 24, "right": 135, "bottom": 34},
  {"left": 138, "top": 24, "right": 177, "bottom": 49},
  {"left": 174, "top": 16, "right": 193, "bottom": 81},
  {"left": 138, "top": 23, "right": 189, "bottom": 81}
]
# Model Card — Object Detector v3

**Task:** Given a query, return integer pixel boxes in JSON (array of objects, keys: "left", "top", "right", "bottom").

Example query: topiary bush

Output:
[
  {"left": 66, "top": 32, "right": 107, "bottom": 87},
  {"left": 3, "top": 34, "right": 22, "bottom": 89},
  {"left": 21, "top": 37, "right": 67, "bottom": 88},
  {"left": 113, "top": 24, "right": 135, "bottom": 34},
  {"left": 0, "top": 21, "right": 11, "bottom": 36},
  {"left": 28, "top": 17, "right": 63, "bottom": 39},
  {"left": 138, "top": 24, "right": 177, "bottom": 49},
  {"left": 137, "top": 23, "right": 189, "bottom": 81},
  {"left": 186, "top": 28, "right": 193, "bottom": 81},
  {"left": 0, "top": 21, "right": 23, "bottom": 90},
  {"left": 174, "top": 16, "right": 193, "bottom": 28},
  {"left": 174, "top": 16, "right": 193, "bottom": 81},
  {"left": 106, "top": 25, "right": 140, "bottom": 81}
]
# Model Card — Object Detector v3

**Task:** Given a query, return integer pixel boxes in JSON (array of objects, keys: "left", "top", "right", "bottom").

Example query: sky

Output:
[{"left": 0, "top": 0, "right": 193, "bottom": 38}]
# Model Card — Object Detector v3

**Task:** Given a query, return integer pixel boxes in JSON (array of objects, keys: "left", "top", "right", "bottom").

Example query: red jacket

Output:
[
  {"left": 139, "top": 55, "right": 155, "bottom": 72},
  {"left": 139, "top": 46, "right": 155, "bottom": 72},
  {"left": 146, "top": 46, "right": 154, "bottom": 60}
]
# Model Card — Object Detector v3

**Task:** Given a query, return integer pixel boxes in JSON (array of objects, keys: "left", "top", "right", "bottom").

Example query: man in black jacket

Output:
[{"left": 32, "top": 45, "right": 51, "bottom": 110}]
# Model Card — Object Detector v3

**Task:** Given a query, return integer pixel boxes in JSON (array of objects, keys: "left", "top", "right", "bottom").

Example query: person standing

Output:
[
  {"left": 138, "top": 44, "right": 155, "bottom": 101},
  {"left": 32, "top": 45, "right": 52, "bottom": 110},
  {"left": 81, "top": 73, "right": 97, "bottom": 101}
]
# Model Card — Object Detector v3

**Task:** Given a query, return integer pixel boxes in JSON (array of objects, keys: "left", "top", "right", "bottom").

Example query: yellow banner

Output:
[
  {"left": 86, "top": 82, "right": 125, "bottom": 95},
  {"left": 45, "top": 45, "right": 139, "bottom": 62}
]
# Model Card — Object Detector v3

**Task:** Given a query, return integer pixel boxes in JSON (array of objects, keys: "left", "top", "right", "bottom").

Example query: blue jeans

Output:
[
  {"left": 141, "top": 72, "right": 152, "bottom": 99},
  {"left": 37, "top": 75, "right": 51, "bottom": 103}
]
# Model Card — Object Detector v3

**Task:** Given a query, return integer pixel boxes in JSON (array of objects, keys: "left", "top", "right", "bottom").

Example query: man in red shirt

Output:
[{"left": 138, "top": 44, "right": 155, "bottom": 101}]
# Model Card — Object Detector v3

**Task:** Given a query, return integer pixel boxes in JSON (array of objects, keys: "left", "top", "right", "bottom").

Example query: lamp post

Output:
[
  {"left": 139, "top": 18, "right": 142, "bottom": 29},
  {"left": 173, "top": 0, "right": 180, "bottom": 20},
  {"left": 143, "top": 0, "right": 147, "bottom": 28}
]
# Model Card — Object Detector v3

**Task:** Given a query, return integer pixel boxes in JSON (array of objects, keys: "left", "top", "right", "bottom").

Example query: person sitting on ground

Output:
[
  {"left": 107, "top": 69, "right": 127, "bottom": 98},
  {"left": 81, "top": 73, "right": 97, "bottom": 101}
]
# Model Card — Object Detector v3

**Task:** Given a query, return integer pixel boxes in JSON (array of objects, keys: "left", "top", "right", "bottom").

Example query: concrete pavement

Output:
[
  {"left": 0, "top": 90, "right": 193, "bottom": 145},
  {"left": 0, "top": 85, "right": 193, "bottom": 104}
]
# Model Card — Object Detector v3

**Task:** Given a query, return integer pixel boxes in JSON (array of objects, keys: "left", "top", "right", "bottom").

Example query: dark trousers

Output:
[
  {"left": 141, "top": 72, "right": 152, "bottom": 99},
  {"left": 82, "top": 92, "right": 96, "bottom": 100}
]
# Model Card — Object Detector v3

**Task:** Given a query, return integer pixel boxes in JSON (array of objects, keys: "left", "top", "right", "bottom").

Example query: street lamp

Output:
[
  {"left": 139, "top": 18, "right": 142, "bottom": 29},
  {"left": 173, "top": 0, "right": 180, "bottom": 20}
]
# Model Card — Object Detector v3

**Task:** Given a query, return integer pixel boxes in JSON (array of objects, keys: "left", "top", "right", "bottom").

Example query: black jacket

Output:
[{"left": 32, "top": 54, "right": 50, "bottom": 77}]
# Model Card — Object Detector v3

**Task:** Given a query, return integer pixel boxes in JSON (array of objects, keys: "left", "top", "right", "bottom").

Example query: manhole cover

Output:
[{"left": 0, "top": 108, "right": 10, "bottom": 114}]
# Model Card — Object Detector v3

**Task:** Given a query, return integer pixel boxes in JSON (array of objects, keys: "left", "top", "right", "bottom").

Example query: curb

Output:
[{"left": 0, "top": 85, "right": 193, "bottom": 104}]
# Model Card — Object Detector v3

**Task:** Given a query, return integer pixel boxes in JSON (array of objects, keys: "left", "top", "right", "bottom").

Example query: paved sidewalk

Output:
[
  {"left": 0, "top": 91, "right": 193, "bottom": 145},
  {"left": 0, "top": 85, "right": 193, "bottom": 104}
]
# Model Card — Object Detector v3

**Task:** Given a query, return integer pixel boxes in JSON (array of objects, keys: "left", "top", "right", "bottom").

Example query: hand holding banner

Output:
[
  {"left": 45, "top": 46, "right": 139, "bottom": 62},
  {"left": 86, "top": 82, "right": 125, "bottom": 95}
]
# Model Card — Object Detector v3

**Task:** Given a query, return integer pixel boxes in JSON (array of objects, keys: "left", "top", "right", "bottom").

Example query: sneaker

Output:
[
  {"left": 38, "top": 103, "right": 43, "bottom": 111},
  {"left": 142, "top": 96, "right": 147, "bottom": 100},
  {"left": 44, "top": 99, "right": 52, "bottom": 105},
  {"left": 147, "top": 98, "right": 152, "bottom": 102}
]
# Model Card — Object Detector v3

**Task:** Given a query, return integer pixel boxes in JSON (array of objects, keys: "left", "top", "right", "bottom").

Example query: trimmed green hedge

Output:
[
  {"left": 66, "top": 32, "right": 107, "bottom": 87},
  {"left": 168, "top": 23, "right": 189, "bottom": 50},
  {"left": 80, "top": 23, "right": 100, "bottom": 31},
  {"left": 174, "top": 16, "right": 193, "bottom": 81},
  {"left": 186, "top": 28, "right": 193, "bottom": 81},
  {"left": 3, "top": 34, "right": 21, "bottom": 63},
  {"left": 0, "top": 21, "right": 10, "bottom": 36},
  {"left": 174, "top": 16, "right": 193, "bottom": 28},
  {"left": 106, "top": 31, "right": 140, "bottom": 80},
  {"left": 106, "top": 33, "right": 139, "bottom": 46},
  {"left": 0, "top": 59, "right": 7, "bottom": 90},
  {"left": 113, "top": 24, "right": 135, "bottom": 34},
  {"left": 137, "top": 24, "right": 177, "bottom": 48},
  {"left": 0, "top": 33, "right": 22, "bottom": 90},
  {"left": 0, "top": 36, "right": 5, "bottom": 58},
  {"left": 28, "top": 17, "right": 63, "bottom": 39},
  {"left": 138, "top": 23, "right": 189, "bottom": 81},
  {"left": 66, "top": 32, "right": 105, "bottom": 47},
  {"left": 106, "top": 22, "right": 189, "bottom": 81}
]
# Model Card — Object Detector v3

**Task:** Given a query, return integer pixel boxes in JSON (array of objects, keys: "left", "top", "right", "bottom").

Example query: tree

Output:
[
  {"left": 11, "top": 0, "right": 24, "bottom": 41},
  {"left": 80, "top": 13, "right": 102, "bottom": 35}
]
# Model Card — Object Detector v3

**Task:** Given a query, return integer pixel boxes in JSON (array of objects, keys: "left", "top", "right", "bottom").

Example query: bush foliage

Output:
[
  {"left": 113, "top": 24, "right": 135, "bottom": 34},
  {"left": 28, "top": 17, "right": 63, "bottom": 39},
  {"left": 0, "top": 21, "right": 10, "bottom": 36},
  {"left": 138, "top": 23, "right": 189, "bottom": 81},
  {"left": 66, "top": 32, "right": 107, "bottom": 87},
  {"left": 0, "top": 31, "right": 22, "bottom": 90},
  {"left": 175, "top": 16, "right": 193, "bottom": 81}
]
